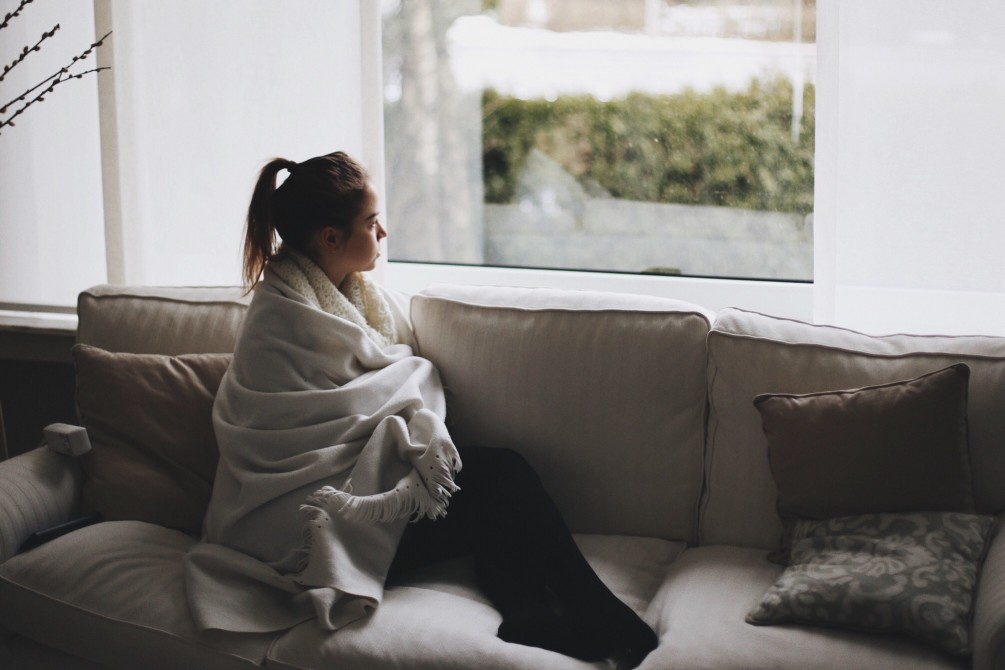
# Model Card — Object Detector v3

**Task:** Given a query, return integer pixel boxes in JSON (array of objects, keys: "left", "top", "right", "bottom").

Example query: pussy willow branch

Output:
[
  {"left": 0, "top": 65, "right": 109, "bottom": 132},
  {"left": 0, "top": 30, "right": 105, "bottom": 113},
  {"left": 0, "top": 0, "right": 34, "bottom": 32},
  {"left": 0, "top": 68, "right": 59, "bottom": 113},
  {"left": 1, "top": 24, "right": 60, "bottom": 84},
  {"left": 0, "top": 30, "right": 111, "bottom": 132}
]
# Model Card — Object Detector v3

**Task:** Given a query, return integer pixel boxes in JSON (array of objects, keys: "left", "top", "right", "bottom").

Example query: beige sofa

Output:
[{"left": 1, "top": 283, "right": 1004, "bottom": 669}]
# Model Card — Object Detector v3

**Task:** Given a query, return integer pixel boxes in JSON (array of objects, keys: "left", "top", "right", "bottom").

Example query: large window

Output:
[
  {"left": 5, "top": 1, "right": 1004, "bottom": 337},
  {"left": 382, "top": 0, "right": 815, "bottom": 281}
]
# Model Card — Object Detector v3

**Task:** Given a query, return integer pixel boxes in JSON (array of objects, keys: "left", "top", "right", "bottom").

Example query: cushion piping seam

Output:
[
  {"left": 707, "top": 330, "right": 1005, "bottom": 363},
  {"left": 414, "top": 295, "right": 714, "bottom": 324}
]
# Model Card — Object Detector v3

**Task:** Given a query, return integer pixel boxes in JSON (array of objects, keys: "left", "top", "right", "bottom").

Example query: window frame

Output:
[
  {"left": 384, "top": 261, "right": 813, "bottom": 319},
  {"left": 371, "top": 1, "right": 816, "bottom": 320}
]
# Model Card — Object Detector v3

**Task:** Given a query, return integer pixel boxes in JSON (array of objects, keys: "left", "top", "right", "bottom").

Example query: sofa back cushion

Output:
[
  {"left": 74, "top": 344, "right": 232, "bottom": 533},
  {"left": 703, "top": 308, "right": 1005, "bottom": 550},
  {"left": 74, "top": 285, "right": 249, "bottom": 532},
  {"left": 77, "top": 285, "right": 250, "bottom": 354},
  {"left": 410, "top": 284, "right": 713, "bottom": 542}
]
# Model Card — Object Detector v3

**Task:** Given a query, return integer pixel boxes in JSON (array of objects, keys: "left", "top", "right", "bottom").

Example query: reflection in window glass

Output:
[{"left": 382, "top": 0, "right": 815, "bottom": 281}]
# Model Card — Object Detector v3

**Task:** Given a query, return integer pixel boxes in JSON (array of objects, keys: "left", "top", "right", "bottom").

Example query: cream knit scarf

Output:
[{"left": 269, "top": 249, "right": 397, "bottom": 347}]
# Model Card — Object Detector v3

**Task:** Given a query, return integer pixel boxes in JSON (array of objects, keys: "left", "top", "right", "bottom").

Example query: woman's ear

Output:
[{"left": 318, "top": 226, "right": 344, "bottom": 252}]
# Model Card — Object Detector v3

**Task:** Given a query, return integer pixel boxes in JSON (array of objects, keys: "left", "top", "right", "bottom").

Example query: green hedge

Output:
[{"left": 482, "top": 77, "right": 814, "bottom": 214}]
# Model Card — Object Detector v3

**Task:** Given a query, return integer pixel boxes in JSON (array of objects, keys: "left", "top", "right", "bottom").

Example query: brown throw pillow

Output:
[
  {"left": 754, "top": 363, "right": 975, "bottom": 560},
  {"left": 73, "top": 344, "right": 231, "bottom": 534}
]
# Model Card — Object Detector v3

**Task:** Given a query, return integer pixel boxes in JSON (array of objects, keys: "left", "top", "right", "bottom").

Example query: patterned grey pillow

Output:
[{"left": 747, "top": 512, "right": 996, "bottom": 656}]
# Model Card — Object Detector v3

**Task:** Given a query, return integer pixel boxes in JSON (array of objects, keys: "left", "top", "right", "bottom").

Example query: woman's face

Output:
[
  {"left": 314, "top": 181, "right": 387, "bottom": 288},
  {"left": 342, "top": 182, "right": 386, "bottom": 275}
]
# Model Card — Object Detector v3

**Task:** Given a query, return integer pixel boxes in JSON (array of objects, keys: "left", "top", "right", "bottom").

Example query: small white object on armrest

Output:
[{"left": 42, "top": 424, "right": 91, "bottom": 456}]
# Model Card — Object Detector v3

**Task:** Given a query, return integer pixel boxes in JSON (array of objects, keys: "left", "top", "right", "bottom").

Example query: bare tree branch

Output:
[
  {"left": 0, "top": 30, "right": 112, "bottom": 130},
  {"left": 0, "top": 70, "right": 58, "bottom": 113},
  {"left": 0, "top": 24, "right": 60, "bottom": 84},
  {"left": 0, "top": 0, "right": 34, "bottom": 32},
  {"left": 0, "top": 65, "right": 110, "bottom": 133}
]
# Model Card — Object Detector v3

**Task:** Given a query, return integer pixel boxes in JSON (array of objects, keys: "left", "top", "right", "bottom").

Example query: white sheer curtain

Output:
[{"left": 814, "top": 0, "right": 1005, "bottom": 336}]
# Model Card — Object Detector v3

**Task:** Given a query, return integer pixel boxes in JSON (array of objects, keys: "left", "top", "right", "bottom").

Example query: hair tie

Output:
[{"left": 286, "top": 161, "right": 297, "bottom": 173}]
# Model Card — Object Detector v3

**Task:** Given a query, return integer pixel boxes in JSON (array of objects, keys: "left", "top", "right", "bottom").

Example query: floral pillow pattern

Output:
[{"left": 747, "top": 511, "right": 996, "bottom": 656}]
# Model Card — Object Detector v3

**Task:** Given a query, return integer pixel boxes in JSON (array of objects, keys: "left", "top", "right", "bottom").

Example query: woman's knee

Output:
[
  {"left": 458, "top": 444, "right": 520, "bottom": 465},
  {"left": 457, "top": 445, "right": 539, "bottom": 484}
]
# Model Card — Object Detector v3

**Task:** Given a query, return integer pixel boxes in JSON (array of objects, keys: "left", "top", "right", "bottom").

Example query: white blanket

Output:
[{"left": 184, "top": 259, "right": 460, "bottom": 633}]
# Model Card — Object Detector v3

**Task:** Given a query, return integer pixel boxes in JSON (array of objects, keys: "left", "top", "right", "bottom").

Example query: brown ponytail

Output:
[
  {"left": 242, "top": 151, "right": 370, "bottom": 290},
  {"left": 243, "top": 158, "right": 297, "bottom": 289}
]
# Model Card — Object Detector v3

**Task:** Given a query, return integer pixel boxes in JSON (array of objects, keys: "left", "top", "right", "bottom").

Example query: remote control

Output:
[{"left": 20, "top": 512, "right": 102, "bottom": 552}]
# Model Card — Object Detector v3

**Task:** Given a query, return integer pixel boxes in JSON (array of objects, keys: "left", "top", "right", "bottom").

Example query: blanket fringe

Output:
[
  {"left": 300, "top": 458, "right": 459, "bottom": 528},
  {"left": 294, "top": 452, "right": 460, "bottom": 577}
]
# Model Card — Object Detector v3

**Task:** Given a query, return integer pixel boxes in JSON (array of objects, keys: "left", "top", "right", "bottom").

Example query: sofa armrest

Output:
[
  {"left": 974, "top": 514, "right": 1005, "bottom": 670},
  {"left": 0, "top": 447, "right": 82, "bottom": 563}
]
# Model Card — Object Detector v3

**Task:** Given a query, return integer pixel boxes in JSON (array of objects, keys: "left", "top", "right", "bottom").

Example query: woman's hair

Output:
[{"left": 243, "top": 151, "right": 370, "bottom": 288}]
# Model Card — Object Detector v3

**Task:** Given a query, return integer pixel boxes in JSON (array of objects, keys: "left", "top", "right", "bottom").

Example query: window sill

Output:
[
  {"left": 385, "top": 261, "right": 814, "bottom": 321},
  {"left": 0, "top": 312, "right": 77, "bottom": 363},
  {"left": 0, "top": 265, "right": 817, "bottom": 362}
]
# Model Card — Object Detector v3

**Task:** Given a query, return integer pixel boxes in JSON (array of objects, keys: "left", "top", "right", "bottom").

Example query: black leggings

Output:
[{"left": 387, "top": 445, "right": 656, "bottom": 664}]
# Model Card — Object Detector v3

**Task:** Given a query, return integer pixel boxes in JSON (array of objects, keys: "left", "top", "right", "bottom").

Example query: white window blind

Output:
[
  {"left": 0, "top": 0, "right": 105, "bottom": 309},
  {"left": 814, "top": 0, "right": 1005, "bottom": 335},
  {"left": 1, "top": 0, "right": 372, "bottom": 308},
  {"left": 97, "top": 0, "right": 369, "bottom": 289}
]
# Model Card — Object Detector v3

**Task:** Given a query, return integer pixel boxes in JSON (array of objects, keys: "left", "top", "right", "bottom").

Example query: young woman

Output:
[{"left": 185, "top": 151, "right": 657, "bottom": 666}]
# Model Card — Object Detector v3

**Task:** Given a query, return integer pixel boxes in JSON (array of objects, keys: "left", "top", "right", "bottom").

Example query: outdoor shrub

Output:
[{"left": 482, "top": 77, "right": 814, "bottom": 214}]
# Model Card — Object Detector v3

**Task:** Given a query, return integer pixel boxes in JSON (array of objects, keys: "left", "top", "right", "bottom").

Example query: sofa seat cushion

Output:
[
  {"left": 644, "top": 545, "right": 967, "bottom": 670},
  {"left": 1, "top": 631, "right": 110, "bottom": 669},
  {"left": 266, "top": 534, "right": 684, "bottom": 670},
  {"left": 0, "top": 520, "right": 273, "bottom": 670}
]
